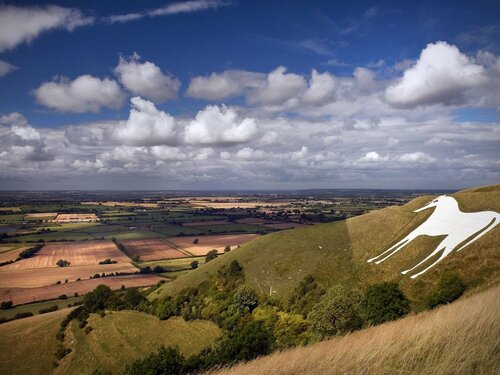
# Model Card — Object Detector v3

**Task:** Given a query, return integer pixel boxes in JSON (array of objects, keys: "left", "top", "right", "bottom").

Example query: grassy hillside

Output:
[
  {"left": 150, "top": 185, "right": 500, "bottom": 303},
  {"left": 0, "top": 309, "right": 70, "bottom": 375},
  {"left": 0, "top": 309, "right": 221, "bottom": 375},
  {"left": 211, "top": 284, "right": 500, "bottom": 375}
]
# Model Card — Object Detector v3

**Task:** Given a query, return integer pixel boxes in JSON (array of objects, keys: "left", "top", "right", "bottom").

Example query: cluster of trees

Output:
[
  {"left": 56, "top": 259, "right": 70, "bottom": 267},
  {"left": 18, "top": 243, "right": 44, "bottom": 259},
  {"left": 39, "top": 305, "right": 59, "bottom": 314},
  {"left": 99, "top": 259, "right": 118, "bottom": 265}
]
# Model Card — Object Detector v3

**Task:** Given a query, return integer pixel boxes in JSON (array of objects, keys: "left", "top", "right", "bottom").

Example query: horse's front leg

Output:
[{"left": 367, "top": 233, "right": 414, "bottom": 264}]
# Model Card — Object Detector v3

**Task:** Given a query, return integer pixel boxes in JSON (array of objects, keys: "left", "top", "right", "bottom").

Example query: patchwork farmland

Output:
[
  {"left": 0, "top": 274, "right": 163, "bottom": 305},
  {"left": 2, "top": 241, "right": 130, "bottom": 269},
  {"left": 167, "top": 234, "right": 261, "bottom": 255}
]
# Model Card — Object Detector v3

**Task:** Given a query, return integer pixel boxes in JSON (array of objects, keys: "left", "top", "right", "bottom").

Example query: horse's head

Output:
[{"left": 414, "top": 195, "right": 449, "bottom": 213}]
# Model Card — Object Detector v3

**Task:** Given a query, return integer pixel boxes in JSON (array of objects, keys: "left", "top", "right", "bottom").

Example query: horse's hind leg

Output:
[
  {"left": 410, "top": 248, "right": 451, "bottom": 279},
  {"left": 367, "top": 235, "right": 413, "bottom": 264},
  {"left": 401, "top": 238, "right": 448, "bottom": 275}
]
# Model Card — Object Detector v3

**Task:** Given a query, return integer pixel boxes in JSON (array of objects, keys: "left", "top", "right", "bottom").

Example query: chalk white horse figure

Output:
[{"left": 367, "top": 195, "right": 499, "bottom": 278}]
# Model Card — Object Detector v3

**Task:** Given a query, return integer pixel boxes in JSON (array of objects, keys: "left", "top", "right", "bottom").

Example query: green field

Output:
[
  {"left": 0, "top": 296, "right": 83, "bottom": 320},
  {"left": 0, "top": 309, "right": 222, "bottom": 375},
  {"left": 141, "top": 256, "right": 206, "bottom": 270}
]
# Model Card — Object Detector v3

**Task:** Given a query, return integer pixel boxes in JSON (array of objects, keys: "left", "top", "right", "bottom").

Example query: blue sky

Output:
[{"left": 0, "top": 0, "right": 499, "bottom": 189}]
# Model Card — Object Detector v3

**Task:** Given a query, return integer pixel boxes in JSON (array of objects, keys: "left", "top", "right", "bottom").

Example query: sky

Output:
[{"left": 0, "top": 0, "right": 499, "bottom": 190}]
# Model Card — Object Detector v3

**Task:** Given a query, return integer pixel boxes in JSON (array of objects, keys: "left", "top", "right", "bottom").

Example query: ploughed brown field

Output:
[
  {"left": 0, "top": 263, "right": 139, "bottom": 288},
  {"left": 167, "top": 234, "right": 260, "bottom": 256},
  {"left": 0, "top": 274, "right": 163, "bottom": 305},
  {"left": 0, "top": 246, "right": 30, "bottom": 264},
  {"left": 2, "top": 241, "right": 131, "bottom": 270},
  {"left": 121, "top": 239, "right": 187, "bottom": 261}
]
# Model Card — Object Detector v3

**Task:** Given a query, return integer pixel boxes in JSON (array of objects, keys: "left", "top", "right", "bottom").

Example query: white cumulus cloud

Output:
[
  {"left": 186, "top": 70, "right": 265, "bottom": 100},
  {"left": 33, "top": 75, "right": 126, "bottom": 113},
  {"left": 385, "top": 41, "right": 486, "bottom": 108},
  {"left": 114, "top": 53, "right": 180, "bottom": 103},
  {"left": 301, "top": 69, "right": 336, "bottom": 105},
  {"left": 247, "top": 66, "right": 307, "bottom": 105},
  {"left": 184, "top": 105, "right": 258, "bottom": 145},
  {"left": 0, "top": 4, "right": 93, "bottom": 52},
  {"left": 114, "top": 97, "right": 179, "bottom": 146}
]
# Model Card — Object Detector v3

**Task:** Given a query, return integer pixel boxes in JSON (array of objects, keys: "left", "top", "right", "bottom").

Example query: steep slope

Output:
[
  {"left": 0, "top": 309, "right": 221, "bottom": 375},
  {"left": 150, "top": 185, "right": 500, "bottom": 303},
  {"left": 211, "top": 284, "right": 500, "bottom": 375}
]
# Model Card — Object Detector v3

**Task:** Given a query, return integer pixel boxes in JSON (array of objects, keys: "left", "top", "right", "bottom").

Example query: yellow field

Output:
[{"left": 0, "top": 207, "right": 21, "bottom": 212}]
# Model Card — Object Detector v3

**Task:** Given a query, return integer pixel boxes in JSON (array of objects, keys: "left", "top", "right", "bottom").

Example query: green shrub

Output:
[
  {"left": 425, "top": 273, "right": 466, "bottom": 309},
  {"left": 0, "top": 300, "right": 13, "bottom": 310},
  {"left": 308, "top": 285, "right": 363, "bottom": 339},
  {"left": 205, "top": 249, "right": 218, "bottom": 262},
  {"left": 121, "top": 346, "right": 184, "bottom": 375},
  {"left": 364, "top": 282, "right": 410, "bottom": 325},
  {"left": 233, "top": 286, "right": 259, "bottom": 312}
]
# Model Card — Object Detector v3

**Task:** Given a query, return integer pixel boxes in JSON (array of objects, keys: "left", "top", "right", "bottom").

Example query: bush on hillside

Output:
[
  {"left": 233, "top": 286, "right": 259, "bottom": 312},
  {"left": 190, "top": 260, "right": 199, "bottom": 269},
  {"left": 308, "top": 285, "right": 363, "bottom": 339},
  {"left": 205, "top": 249, "right": 218, "bottom": 262},
  {"left": 0, "top": 300, "right": 13, "bottom": 310},
  {"left": 121, "top": 346, "right": 185, "bottom": 375},
  {"left": 288, "top": 275, "right": 326, "bottom": 317},
  {"left": 364, "top": 282, "right": 411, "bottom": 325},
  {"left": 425, "top": 273, "right": 466, "bottom": 309}
]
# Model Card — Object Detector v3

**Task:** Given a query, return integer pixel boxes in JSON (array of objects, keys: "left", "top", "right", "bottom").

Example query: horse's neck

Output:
[{"left": 430, "top": 201, "right": 460, "bottom": 218}]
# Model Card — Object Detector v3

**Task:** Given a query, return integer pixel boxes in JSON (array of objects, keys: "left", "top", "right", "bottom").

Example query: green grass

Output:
[
  {"left": 101, "top": 230, "right": 166, "bottom": 240},
  {"left": 152, "top": 225, "right": 207, "bottom": 236},
  {"left": 0, "top": 310, "right": 221, "bottom": 375},
  {"left": 6, "top": 231, "right": 96, "bottom": 242},
  {"left": 141, "top": 256, "right": 206, "bottom": 270},
  {"left": 150, "top": 185, "right": 500, "bottom": 305},
  {"left": 0, "top": 309, "right": 70, "bottom": 375},
  {"left": 196, "top": 223, "right": 271, "bottom": 234},
  {"left": 58, "top": 311, "right": 221, "bottom": 375},
  {"left": 0, "top": 296, "right": 83, "bottom": 320}
]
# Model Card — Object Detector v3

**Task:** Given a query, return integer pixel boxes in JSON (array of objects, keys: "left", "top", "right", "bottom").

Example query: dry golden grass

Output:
[
  {"left": 0, "top": 207, "right": 21, "bottom": 212},
  {"left": 25, "top": 212, "right": 57, "bottom": 218},
  {"left": 212, "top": 284, "right": 500, "bottom": 375}
]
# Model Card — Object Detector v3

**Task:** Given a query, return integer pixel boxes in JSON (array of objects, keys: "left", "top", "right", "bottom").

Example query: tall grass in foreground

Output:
[{"left": 212, "top": 285, "right": 500, "bottom": 375}]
